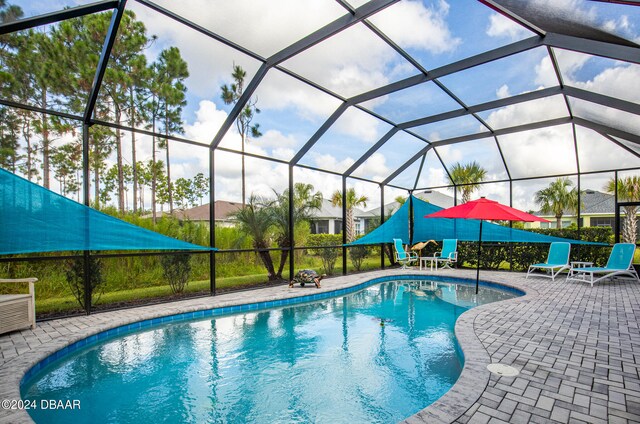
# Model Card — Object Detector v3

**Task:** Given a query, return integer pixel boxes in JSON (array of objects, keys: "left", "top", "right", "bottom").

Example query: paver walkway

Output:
[
  {"left": 0, "top": 269, "right": 639, "bottom": 423},
  {"left": 454, "top": 272, "right": 640, "bottom": 424}
]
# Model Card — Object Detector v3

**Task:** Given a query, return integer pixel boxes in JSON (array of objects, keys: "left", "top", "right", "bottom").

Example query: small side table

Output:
[
  {"left": 420, "top": 257, "right": 438, "bottom": 271},
  {"left": 568, "top": 261, "right": 593, "bottom": 278}
]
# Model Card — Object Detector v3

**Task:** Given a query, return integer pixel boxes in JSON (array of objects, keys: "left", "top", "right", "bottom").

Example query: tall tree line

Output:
[{"left": 0, "top": 4, "right": 190, "bottom": 217}]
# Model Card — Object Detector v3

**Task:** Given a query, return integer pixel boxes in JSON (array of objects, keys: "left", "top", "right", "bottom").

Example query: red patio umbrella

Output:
[{"left": 424, "top": 197, "right": 549, "bottom": 293}]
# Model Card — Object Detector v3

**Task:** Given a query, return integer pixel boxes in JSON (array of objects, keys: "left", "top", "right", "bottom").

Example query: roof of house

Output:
[
  {"left": 417, "top": 190, "right": 456, "bottom": 209},
  {"left": 366, "top": 190, "right": 455, "bottom": 216},
  {"left": 310, "top": 199, "right": 374, "bottom": 220},
  {"left": 173, "top": 200, "right": 242, "bottom": 221},
  {"left": 534, "top": 190, "right": 615, "bottom": 216}
]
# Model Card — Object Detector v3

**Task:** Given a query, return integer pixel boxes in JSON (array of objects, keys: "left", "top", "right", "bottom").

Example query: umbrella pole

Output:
[{"left": 476, "top": 220, "right": 483, "bottom": 294}]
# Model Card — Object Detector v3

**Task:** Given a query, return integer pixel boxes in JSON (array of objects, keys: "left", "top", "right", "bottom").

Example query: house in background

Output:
[
  {"left": 375, "top": 190, "right": 455, "bottom": 215},
  {"left": 307, "top": 190, "right": 456, "bottom": 236},
  {"left": 308, "top": 199, "right": 375, "bottom": 235},
  {"left": 526, "top": 189, "right": 636, "bottom": 229},
  {"left": 360, "top": 190, "right": 455, "bottom": 231},
  {"left": 172, "top": 200, "right": 242, "bottom": 227}
]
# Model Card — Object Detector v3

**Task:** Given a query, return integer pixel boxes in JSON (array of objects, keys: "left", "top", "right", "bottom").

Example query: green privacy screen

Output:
[
  {"left": 350, "top": 196, "right": 602, "bottom": 246},
  {"left": 0, "top": 169, "right": 214, "bottom": 254}
]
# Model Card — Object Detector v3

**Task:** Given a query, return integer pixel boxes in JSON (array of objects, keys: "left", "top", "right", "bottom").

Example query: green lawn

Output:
[
  {"left": 36, "top": 274, "right": 269, "bottom": 315},
  {"left": 36, "top": 256, "right": 391, "bottom": 316}
]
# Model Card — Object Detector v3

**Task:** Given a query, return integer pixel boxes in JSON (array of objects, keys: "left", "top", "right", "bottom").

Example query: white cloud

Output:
[
  {"left": 353, "top": 152, "right": 390, "bottom": 181},
  {"left": 437, "top": 138, "right": 509, "bottom": 180},
  {"left": 552, "top": 49, "right": 590, "bottom": 84},
  {"left": 184, "top": 100, "right": 228, "bottom": 143},
  {"left": 570, "top": 64, "right": 640, "bottom": 105},
  {"left": 486, "top": 13, "right": 529, "bottom": 40},
  {"left": 255, "top": 69, "right": 342, "bottom": 122},
  {"left": 272, "top": 147, "right": 296, "bottom": 161},
  {"left": 133, "top": 3, "right": 262, "bottom": 106},
  {"left": 533, "top": 55, "right": 559, "bottom": 87},
  {"left": 370, "top": 0, "right": 461, "bottom": 54},
  {"left": 499, "top": 125, "right": 577, "bottom": 179},
  {"left": 475, "top": 183, "right": 511, "bottom": 205},
  {"left": 417, "top": 166, "right": 448, "bottom": 190},
  {"left": 152, "top": 0, "right": 345, "bottom": 58},
  {"left": 496, "top": 84, "right": 511, "bottom": 99},
  {"left": 280, "top": 22, "right": 414, "bottom": 98},
  {"left": 333, "top": 107, "right": 387, "bottom": 143},
  {"left": 311, "top": 153, "right": 354, "bottom": 173},
  {"left": 253, "top": 129, "right": 298, "bottom": 149},
  {"left": 484, "top": 94, "right": 568, "bottom": 129},
  {"left": 575, "top": 126, "right": 640, "bottom": 172}
]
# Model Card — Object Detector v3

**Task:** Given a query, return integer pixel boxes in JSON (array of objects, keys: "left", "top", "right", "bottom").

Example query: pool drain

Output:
[{"left": 487, "top": 363, "right": 519, "bottom": 377}]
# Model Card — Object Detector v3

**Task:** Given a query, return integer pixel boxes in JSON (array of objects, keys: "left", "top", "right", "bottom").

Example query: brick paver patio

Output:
[{"left": 1, "top": 269, "right": 639, "bottom": 423}]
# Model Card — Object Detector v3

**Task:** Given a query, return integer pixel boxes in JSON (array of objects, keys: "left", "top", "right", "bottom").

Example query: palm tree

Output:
[
  {"left": 535, "top": 178, "right": 579, "bottom": 229},
  {"left": 606, "top": 176, "right": 640, "bottom": 243},
  {"left": 271, "top": 183, "right": 323, "bottom": 279},
  {"left": 447, "top": 161, "right": 487, "bottom": 203},
  {"left": 220, "top": 65, "right": 262, "bottom": 207},
  {"left": 331, "top": 188, "right": 368, "bottom": 243},
  {"left": 231, "top": 195, "right": 277, "bottom": 281}
]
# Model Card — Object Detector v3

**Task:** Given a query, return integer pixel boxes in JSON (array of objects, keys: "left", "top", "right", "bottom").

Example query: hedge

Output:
[
  {"left": 303, "top": 228, "right": 615, "bottom": 273},
  {"left": 454, "top": 227, "right": 614, "bottom": 271}
]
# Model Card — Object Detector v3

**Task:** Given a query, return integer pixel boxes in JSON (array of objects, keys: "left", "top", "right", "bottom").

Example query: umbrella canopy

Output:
[
  {"left": 424, "top": 197, "right": 549, "bottom": 293},
  {"left": 424, "top": 197, "right": 549, "bottom": 223}
]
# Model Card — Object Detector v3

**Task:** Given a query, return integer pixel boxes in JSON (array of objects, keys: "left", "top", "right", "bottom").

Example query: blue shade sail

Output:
[
  {"left": 0, "top": 169, "right": 215, "bottom": 254},
  {"left": 353, "top": 199, "right": 411, "bottom": 246},
  {"left": 349, "top": 196, "right": 603, "bottom": 246}
]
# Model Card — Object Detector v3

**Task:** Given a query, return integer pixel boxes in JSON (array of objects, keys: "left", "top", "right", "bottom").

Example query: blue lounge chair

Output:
[
  {"left": 566, "top": 243, "right": 639, "bottom": 287},
  {"left": 526, "top": 242, "right": 571, "bottom": 281},
  {"left": 393, "top": 238, "right": 418, "bottom": 269},
  {"left": 434, "top": 239, "right": 458, "bottom": 269}
]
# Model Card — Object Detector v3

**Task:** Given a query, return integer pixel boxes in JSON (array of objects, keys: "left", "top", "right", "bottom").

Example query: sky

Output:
[{"left": 11, "top": 0, "right": 640, "bottom": 212}]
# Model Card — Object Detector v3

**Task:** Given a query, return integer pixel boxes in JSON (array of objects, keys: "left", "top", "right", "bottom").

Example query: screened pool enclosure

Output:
[{"left": 0, "top": 0, "right": 638, "bottom": 316}]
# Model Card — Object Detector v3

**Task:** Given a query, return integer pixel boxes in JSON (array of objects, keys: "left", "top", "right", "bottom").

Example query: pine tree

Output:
[
  {"left": 220, "top": 65, "right": 262, "bottom": 206},
  {"left": 99, "top": 11, "right": 150, "bottom": 213},
  {"left": 51, "top": 141, "right": 82, "bottom": 197},
  {"left": 154, "top": 47, "right": 188, "bottom": 214},
  {"left": 0, "top": 107, "right": 21, "bottom": 172}
]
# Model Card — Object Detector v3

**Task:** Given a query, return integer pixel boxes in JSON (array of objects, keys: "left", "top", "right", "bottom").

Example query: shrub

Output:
[
  {"left": 349, "top": 245, "right": 369, "bottom": 271},
  {"left": 307, "top": 234, "right": 342, "bottom": 275},
  {"left": 65, "top": 255, "right": 105, "bottom": 309},
  {"left": 161, "top": 253, "right": 192, "bottom": 294}
]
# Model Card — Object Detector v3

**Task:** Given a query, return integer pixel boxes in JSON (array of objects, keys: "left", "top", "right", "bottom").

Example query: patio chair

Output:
[
  {"left": 434, "top": 239, "right": 458, "bottom": 269},
  {"left": 526, "top": 242, "right": 571, "bottom": 281},
  {"left": 393, "top": 238, "right": 418, "bottom": 269},
  {"left": 565, "top": 243, "right": 639, "bottom": 287}
]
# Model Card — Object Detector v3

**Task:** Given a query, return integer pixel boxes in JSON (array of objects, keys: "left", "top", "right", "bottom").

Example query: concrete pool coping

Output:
[{"left": 2, "top": 268, "right": 639, "bottom": 423}]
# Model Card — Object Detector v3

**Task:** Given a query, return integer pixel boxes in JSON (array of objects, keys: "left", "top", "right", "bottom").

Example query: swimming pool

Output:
[{"left": 21, "top": 276, "right": 521, "bottom": 423}]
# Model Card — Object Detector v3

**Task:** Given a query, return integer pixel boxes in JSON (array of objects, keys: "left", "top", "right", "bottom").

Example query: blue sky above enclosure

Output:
[{"left": 7, "top": 0, "right": 640, "bottom": 212}]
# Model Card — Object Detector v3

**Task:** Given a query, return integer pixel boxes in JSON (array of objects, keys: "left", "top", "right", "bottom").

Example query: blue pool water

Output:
[{"left": 22, "top": 278, "right": 519, "bottom": 424}]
